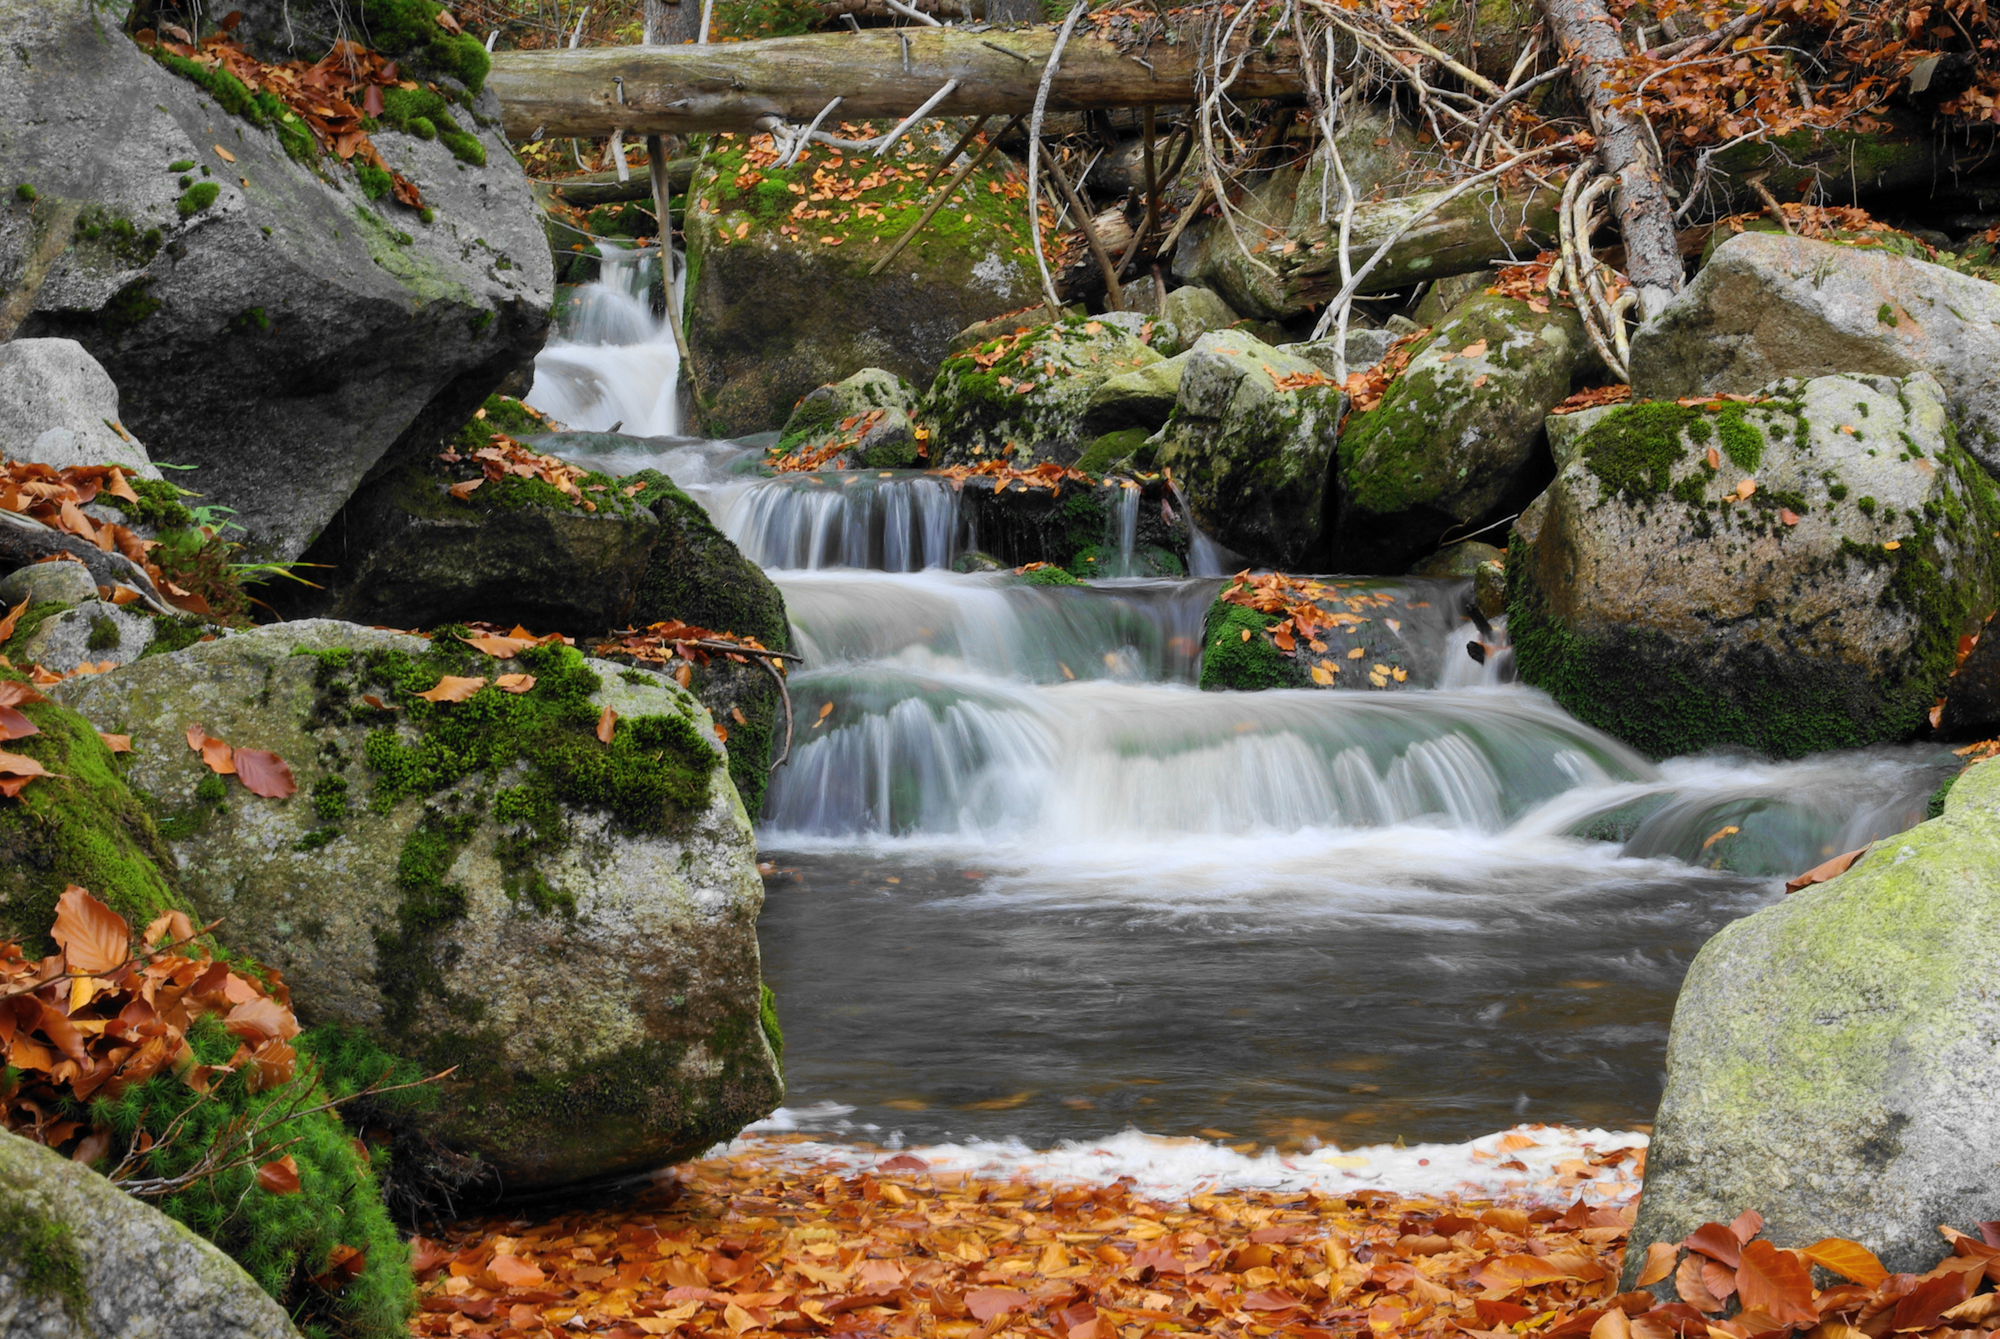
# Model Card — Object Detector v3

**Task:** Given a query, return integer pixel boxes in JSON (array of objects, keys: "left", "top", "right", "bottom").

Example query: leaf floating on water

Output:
[{"left": 1699, "top": 825, "right": 1740, "bottom": 853}]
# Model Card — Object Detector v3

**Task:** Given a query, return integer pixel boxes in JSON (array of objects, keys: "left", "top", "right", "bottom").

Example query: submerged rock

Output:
[
  {"left": 0, "top": 0, "right": 552, "bottom": 559},
  {"left": 777, "top": 368, "right": 923, "bottom": 469},
  {"left": 52, "top": 622, "right": 783, "bottom": 1190},
  {"left": 927, "top": 315, "right": 1165, "bottom": 468},
  {"left": 1333, "top": 291, "right": 1583, "bottom": 572},
  {"left": 1624, "top": 758, "right": 2000, "bottom": 1281},
  {"left": 1509, "top": 372, "right": 2000, "bottom": 759},
  {"left": 0, "top": 339, "right": 159, "bottom": 479},
  {"left": 0, "top": 1129, "right": 301, "bottom": 1339},
  {"left": 1152, "top": 330, "right": 1345, "bottom": 569},
  {"left": 1631, "top": 232, "right": 2000, "bottom": 474}
]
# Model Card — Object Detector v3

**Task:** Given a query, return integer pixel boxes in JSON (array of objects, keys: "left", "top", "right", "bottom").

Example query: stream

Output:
[{"left": 526, "top": 254, "right": 1954, "bottom": 1168}]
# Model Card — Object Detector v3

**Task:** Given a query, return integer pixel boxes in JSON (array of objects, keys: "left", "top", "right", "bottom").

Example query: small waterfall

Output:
[
  {"left": 526, "top": 244, "right": 684, "bottom": 436},
  {"left": 1164, "top": 479, "right": 1236, "bottom": 577},
  {"left": 715, "top": 472, "right": 964, "bottom": 571}
]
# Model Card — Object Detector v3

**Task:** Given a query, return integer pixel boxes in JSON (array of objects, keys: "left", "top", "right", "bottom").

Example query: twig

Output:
[
  {"left": 1747, "top": 173, "right": 1794, "bottom": 233},
  {"left": 1042, "top": 144, "right": 1125, "bottom": 310},
  {"left": 646, "top": 136, "right": 694, "bottom": 365},
  {"left": 874, "top": 79, "right": 961, "bottom": 156},
  {"left": 1468, "top": 65, "right": 1565, "bottom": 169},
  {"left": 1026, "top": 0, "right": 1091, "bottom": 315},
  {"left": 885, "top": 0, "right": 942, "bottom": 24},
  {"left": 748, "top": 653, "right": 796, "bottom": 771},
  {"left": 871, "top": 114, "right": 1023, "bottom": 274},
  {"left": 926, "top": 115, "right": 995, "bottom": 188}
]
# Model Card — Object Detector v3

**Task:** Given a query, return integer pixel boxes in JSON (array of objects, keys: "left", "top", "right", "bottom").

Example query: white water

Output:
[{"left": 526, "top": 244, "right": 685, "bottom": 436}]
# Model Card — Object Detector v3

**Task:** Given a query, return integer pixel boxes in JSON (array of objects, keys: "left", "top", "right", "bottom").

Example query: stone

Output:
[
  {"left": 1409, "top": 539, "right": 1505, "bottom": 580},
  {"left": 1623, "top": 758, "right": 2000, "bottom": 1282},
  {"left": 1543, "top": 402, "right": 1623, "bottom": 469},
  {"left": 0, "top": 561, "right": 102, "bottom": 609},
  {"left": 0, "top": 340, "right": 159, "bottom": 479},
  {"left": 1333, "top": 291, "right": 1586, "bottom": 572},
  {"left": 1079, "top": 353, "right": 1187, "bottom": 437},
  {"left": 684, "top": 133, "right": 1038, "bottom": 436},
  {"left": 1508, "top": 372, "right": 2000, "bottom": 760},
  {"left": 13, "top": 604, "right": 158, "bottom": 674},
  {"left": 1154, "top": 285, "right": 1240, "bottom": 354},
  {"left": 1283, "top": 328, "right": 1399, "bottom": 380},
  {"left": 1198, "top": 579, "right": 1467, "bottom": 692},
  {"left": 777, "top": 368, "right": 923, "bottom": 468},
  {"left": 1411, "top": 269, "right": 1495, "bottom": 326},
  {"left": 1630, "top": 232, "right": 2000, "bottom": 473},
  {"left": 1937, "top": 614, "right": 2000, "bottom": 739},
  {"left": 0, "top": 1128, "right": 301, "bottom": 1339},
  {"left": 927, "top": 314, "right": 1165, "bottom": 468},
  {"left": 1150, "top": 330, "right": 1345, "bottom": 569},
  {"left": 51, "top": 621, "right": 783, "bottom": 1190},
  {"left": 297, "top": 463, "right": 661, "bottom": 634},
  {"left": 0, "top": 0, "right": 553, "bottom": 560}
]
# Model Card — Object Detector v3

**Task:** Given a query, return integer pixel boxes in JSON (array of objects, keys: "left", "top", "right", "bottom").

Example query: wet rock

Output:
[
  {"left": 1333, "top": 291, "right": 1584, "bottom": 573},
  {"left": 0, "top": 0, "right": 552, "bottom": 559},
  {"left": 1409, "top": 539, "right": 1505, "bottom": 580},
  {"left": 52, "top": 621, "right": 782, "bottom": 1191},
  {"left": 1197, "top": 577, "right": 1466, "bottom": 691},
  {"left": 0, "top": 340, "right": 159, "bottom": 479},
  {"left": 1631, "top": 232, "right": 2000, "bottom": 474},
  {"left": 927, "top": 314, "right": 1164, "bottom": 467},
  {"left": 1623, "top": 758, "right": 2000, "bottom": 1282},
  {"left": 0, "top": 1129, "right": 301, "bottom": 1339},
  {"left": 1152, "top": 330, "right": 1345, "bottom": 569},
  {"left": 1509, "top": 372, "right": 2000, "bottom": 759},
  {"left": 1937, "top": 614, "right": 2000, "bottom": 738},
  {"left": 778, "top": 368, "right": 922, "bottom": 468}
]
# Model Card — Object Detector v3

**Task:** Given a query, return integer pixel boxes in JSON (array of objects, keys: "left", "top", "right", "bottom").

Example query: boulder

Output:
[
  {"left": 0, "top": 339, "right": 159, "bottom": 479},
  {"left": 13, "top": 603, "right": 161, "bottom": 674},
  {"left": 928, "top": 315, "right": 1165, "bottom": 467},
  {"left": 776, "top": 368, "right": 923, "bottom": 469},
  {"left": 1623, "top": 758, "right": 2000, "bottom": 1282},
  {"left": 0, "top": 1129, "right": 301, "bottom": 1339},
  {"left": 52, "top": 621, "right": 783, "bottom": 1190},
  {"left": 1153, "top": 284, "right": 1239, "bottom": 355},
  {"left": 684, "top": 132, "right": 1039, "bottom": 436},
  {"left": 1333, "top": 290, "right": 1584, "bottom": 572},
  {"left": 1080, "top": 353, "right": 1186, "bottom": 437},
  {"left": 1509, "top": 372, "right": 2000, "bottom": 760},
  {"left": 0, "top": 0, "right": 553, "bottom": 560},
  {"left": 1630, "top": 232, "right": 2000, "bottom": 474},
  {"left": 1198, "top": 577, "right": 1467, "bottom": 691},
  {"left": 1937, "top": 613, "right": 2000, "bottom": 739},
  {"left": 0, "top": 561, "right": 102, "bottom": 609},
  {"left": 1151, "top": 330, "right": 1345, "bottom": 569},
  {"left": 1284, "top": 327, "right": 1400, "bottom": 380}
]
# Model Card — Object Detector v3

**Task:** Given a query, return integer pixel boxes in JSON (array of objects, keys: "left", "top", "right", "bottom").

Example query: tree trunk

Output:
[
  {"left": 487, "top": 27, "right": 1302, "bottom": 138},
  {"left": 537, "top": 162, "right": 699, "bottom": 205},
  {"left": 1536, "top": 0, "right": 1683, "bottom": 316},
  {"left": 643, "top": 0, "right": 703, "bottom": 48}
]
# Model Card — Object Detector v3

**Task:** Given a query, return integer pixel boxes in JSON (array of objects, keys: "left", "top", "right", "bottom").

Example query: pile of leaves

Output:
[
  {"left": 592, "top": 621, "right": 784, "bottom": 697},
  {"left": 1341, "top": 328, "right": 1430, "bottom": 414},
  {"left": 0, "top": 461, "right": 215, "bottom": 615},
  {"left": 1219, "top": 572, "right": 1412, "bottom": 684},
  {"left": 1550, "top": 386, "right": 1635, "bottom": 415},
  {"left": 410, "top": 1134, "right": 1646, "bottom": 1339},
  {"left": 439, "top": 436, "right": 648, "bottom": 511},
  {"left": 768, "top": 412, "right": 897, "bottom": 473},
  {"left": 933, "top": 460, "right": 1097, "bottom": 497}
]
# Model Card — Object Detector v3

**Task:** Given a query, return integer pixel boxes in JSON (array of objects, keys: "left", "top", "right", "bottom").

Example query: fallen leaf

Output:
[
  {"left": 1635, "top": 1242, "right": 1679, "bottom": 1287},
  {"left": 0, "top": 707, "right": 39, "bottom": 741},
  {"left": 1780, "top": 508, "right": 1801, "bottom": 525},
  {"left": 415, "top": 676, "right": 487, "bottom": 703},
  {"left": 361, "top": 693, "right": 396, "bottom": 711},
  {"left": 97, "top": 731, "right": 132, "bottom": 753},
  {"left": 1461, "top": 339, "right": 1489, "bottom": 358},
  {"left": 596, "top": 705, "right": 617, "bottom": 743},
  {"left": 1799, "top": 1238, "right": 1886, "bottom": 1288},
  {"left": 1734, "top": 1239, "right": 1816, "bottom": 1326},
  {"left": 494, "top": 674, "right": 536, "bottom": 693},
  {"left": 52, "top": 885, "right": 130, "bottom": 975},
  {"left": 186, "top": 723, "right": 235, "bottom": 775},
  {"left": 1706, "top": 446, "right": 1721, "bottom": 470},
  {"left": 233, "top": 749, "right": 297, "bottom": 799},
  {"left": 1685, "top": 1223, "right": 1743, "bottom": 1268},
  {"left": 448, "top": 478, "right": 484, "bottom": 500},
  {"left": 490, "top": 1254, "right": 545, "bottom": 1288},
  {"left": 214, "top": 144, "right": 236, "bottom": 163},
  {"left": 257, "top": 1155, "right": 301, "bottom": 1194},
  {"left": 0, "top": 598, "right": 29, "bottom": 644},
  {"left": 1785, "top": 847, "right": 1869, "bottom": 893},
  {"left": 1884, "top": 539, "right": 1901, "bottom": 551}
]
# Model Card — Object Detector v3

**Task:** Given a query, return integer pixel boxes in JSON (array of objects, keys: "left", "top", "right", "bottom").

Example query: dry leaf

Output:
[
  {"left": 97, "top": 732, "right": 132, "bottom": 753},
  {"left": 596, "top": 705, "right": 617, "bottom": 744},
  {"left": 0, "top": 597, "right": 29, "bottom": 644},
  {"left": 415, "top": 676, "right": 487, "bottom": 703},
  {"left": 257, "top": 1155, "right": 301, "bottom": 1195},
  {"left": 185, "top": 724, "right": 235, "bottom": 775},
  {"left": 1635, "top": 1242, "right": 1679, "bottom": 1287},
  {"left": 52, "top": 885, "right": 130, "bottom": 975},
  {"left": 233, "top": 749, "right": 297, "bottom": 799},
  {"left": 494, "top": 674, "right": 536, "bottom": 694}
]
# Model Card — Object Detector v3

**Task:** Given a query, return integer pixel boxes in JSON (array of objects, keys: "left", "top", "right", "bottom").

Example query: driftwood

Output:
[{"left": 488, "top": 27, "right": 1304, "bottom": 139}]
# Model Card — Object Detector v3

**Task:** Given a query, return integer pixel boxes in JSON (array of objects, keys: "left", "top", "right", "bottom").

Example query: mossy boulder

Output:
[
  {"left": 1152, "top": 284, "right": 1239, "bottom": 355},
  {"left": 1198, "top": 578, "right": 1463, "bottom": 692},
  {"left": 1333, "top": 291, "right": 1584, "bottom": 572},
  {"left": 1151, "top": 330, "right": 1345, "bottom": 569},
  {"left": 1630, "top": 232, "right": 2000, "bottom": 475},
  {"left": 1623, "top": 757, "right": 2000, "bottom": 1282},
  {"left": 0, "top": 0, "right": 551, "bottom": 560},
  {"left": 776, "top": 368, "right": 922, "bottom": 468},
  {"left": 0, "top": 1129, "right": 301, "bottom": 1339},
  {"left": 684, "top": 132, "right": 1039, "bottom": 436},
  {"left": 1509, "top": 371, "right": 2000, "bottom": 760},
  {"left": 1080, "top": 353, "right": 1186, "bottom": 438},
  {"left": 50, "top": 622, "right": 782, "bottom": 1191},
  {"left": 927, "top": 314, "right": 1165, "bottom": 467}
]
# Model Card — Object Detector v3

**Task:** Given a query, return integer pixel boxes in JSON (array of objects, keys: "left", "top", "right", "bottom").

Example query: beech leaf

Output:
[
  {"left": 416, "top": 675, "right": 487, "bottom": 703},
  {"left": 52, "top": 885, "right": 131, "bottom": 975},
  {"left": 257, "top": 1154, "right": 301, "bottom": 1195},
  {"left": 0, "top": 707, "right": 39, "bottom": 741},
  {"left": 185, "top": 723, "right": 235, "bottom": 775},
  {"left": 1684, "top": 1222, "right": 1744, "bottom": 1268},
  {"left": 1801, "top": 1239, "right": 1887, "bottom": 1289},
  {"left": 1734, "top": 1239, "right": 1816, "bottom": 1326},
  {"left": 596, "top": 705, "right": 618, "bottom": 743},
  {"left": 1635, "top": 1241, "right": 1678, "bottom": 1287},
  {"left": 97, "top": 731, "right": 132, "bottom": 753},
  {"left": 494, "top": 673, "right": 536, "bottom": 694},
  {"left": 0, "top": 597, "right": 28, "bottom": 644},
  {"left": 233, "top": 749, "right": 297, "bottom": 799}
]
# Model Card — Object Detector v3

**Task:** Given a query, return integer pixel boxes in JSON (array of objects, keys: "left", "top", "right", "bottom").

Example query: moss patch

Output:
[
  {"left": 1199, "top": 600, "right": 1309, "bottom": 691},
  {"left": 0, "top": 1192, "right": 86, "bottom": 1323}
]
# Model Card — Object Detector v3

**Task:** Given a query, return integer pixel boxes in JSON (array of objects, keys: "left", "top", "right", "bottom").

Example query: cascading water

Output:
[
  {"left": 710, "top": 471, "right": 964, "bottom": 571},
  {"left": 526, "top": 244, "right": 685, "bottom": 436}
]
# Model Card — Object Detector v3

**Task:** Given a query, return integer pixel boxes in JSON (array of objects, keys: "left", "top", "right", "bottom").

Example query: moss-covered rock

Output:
[
  {"left": 1623, "top": 757, "right": 2000, "bottom": 1283},
  {"left": 1079, "top": 352, "right": 1185, "bottom": 439},
  {"left": 50, "top": 622, "right": 782, "bottom": 1191},
  {"left": 1333, "top": 290, "right": 1584, "bottom": 572},
  {"left": 684, "top": 131, "right": 1040, "bottom": 435},
  {"left": 927, "top": 314, "right": 1165, "bottom": 468},
  {"left": 776, "top": 367, "right": 923, "bottom": 468},
  {"left": 1509, "top": 372, "right": 2000, "bottom": 759},
  {"left": 1151, "top": 330, "right": 1345, "bottom": 569},
  {"left": 1152, "top": 284, "right": 1239, "bottom": 355},
  {"left": 1197, "top": 578, "right": 1460, "bottom": 692}
]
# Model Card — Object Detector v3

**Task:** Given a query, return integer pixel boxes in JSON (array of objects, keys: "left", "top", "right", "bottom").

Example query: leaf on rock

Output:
[
  {"left": 0, "top": 681, "right": 47, "bottom": 709},
  {"left": 1685, "top": 1223, "right": 1743, "bottom": 1268},
  {"left": 1730, "top": 1210, "right": 1765, "bottom": 1243},
  {"left": 233, "top": 749, "right": 296, "bottom": 799},
  {"left": 185, "top": 723, "right": 235, "bottom": 775},
  {"left": 1801, "top": 1239, "right": 1887, "bottom": 1288},
  {"left": 596, "top": 705, "right": 618, "bottom": 743},
  {"left": 448, "top": 478, "right": 484, "bottom": 500},
  {"left": 1735, "top": 1239, "right": 1817, "bottom": 1326},
  {"left": 257, "top": 1154, "right": 301, "bottom": 1194},
  {"left": 52, "top": 885, "right": 131, "bottom": 975},
  {"left": 416, "top": 676, "right": 487, "bottom": 703},
  {"left": 1676, "top": 1254, "right": 1725, "bottom": 1312},
  {"left": 1636, "top": 1242, "right": 1679, "bottom": 1287},
  {"left": 97, "top": 731, "right": 131, "bottom": 753},
  {"left": 1786, "top": 846, "right": 1870, "bottom": 894}
]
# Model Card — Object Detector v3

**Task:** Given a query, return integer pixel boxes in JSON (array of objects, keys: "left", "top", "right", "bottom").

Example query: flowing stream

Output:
[{"left": 532, "top": 325, "right": 1956, "bottom": 1166}]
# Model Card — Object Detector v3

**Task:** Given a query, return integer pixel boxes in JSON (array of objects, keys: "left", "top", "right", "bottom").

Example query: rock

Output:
[
  {"left": 0, "top": 561, "right": 102, "bottom": 608},
  {"left": 51, "top": 621, "right": 783, "bottom": 1190},
  {"left": 1079, "top": 353, "right": 1186, "bottom": 437},
  {"left": 298, "top": 462, "right": 661, "bottom": 634},
  {"left": 684, "top": 133, "right": 1038, "bottom": 436},
  {"left": 0, "top": 1129, "right": 301, "bottom": 1339},
  {"left": 0, "top": 0, "right": 553, "bottom": 560},
  {"left": 1154, "top": 284, "right": 1239, "bottom": 354},
  {"left": 928, "top": 314, "right": 1165, "bottom": 467},
  {"left": 0, "top": 340, "right": 159, "bottom": 479},
  {"left": 1411, "top": 269, "right": 1494, "bottom": 326},
  {"left": 777, "top": 368, "right": 923, "bottom": 469},
  {"left": 1542, "top": 402, "right": 1622, "bottom": 468},
  {"left": 1937, "top": 614, "right": 2000, "bottom": 738},
  {"left": 1332, "top": 291, "right": 1585, "bottom": 572},
  {"left": 1623, "top": 758, "right": 2000, "bottom": 1281},
  {"left": 1151, "top": 330, "right": 1345, "bottom": 569},
  {"left": 1284, "top": 328, "right": 1399, "bottom": 380},
  {"left": 1630, "top": 232, "right": 2000, "bottom": 473},
  {"left": 1509, "top": 372, "right": 2000, "bottom": 760},
  {"left": 1198, "top": 577, "right": 1467, "bottom": 691},
  {"left": 13, "top": 604, "right": 159, "bottom": 673},
  {"left": 1410, "top": 539, "right": 1505, "bottom": 580},
  {"left": 622, "top": 470, "right": 793, "bottom": 816}
]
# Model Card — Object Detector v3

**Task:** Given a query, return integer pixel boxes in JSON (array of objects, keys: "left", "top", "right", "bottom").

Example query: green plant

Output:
[
  {"left": 14, "top": 182, "right": 38, "bottom": 203},
  {"left": 176, "top": 181, "right": 220, "bottom": 218}
]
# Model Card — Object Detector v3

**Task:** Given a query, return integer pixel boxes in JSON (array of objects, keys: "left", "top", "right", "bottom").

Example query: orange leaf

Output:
[
  {"left": 233, "top": 749, "right": 297, "bottom": 799},
  {"left": 1734, "top": 1240, "right": 1816, "bottom": 1326},
  {"left": 0, "top": 597, "right": 28, "bottom": 643},
  {"left": 596, "top": 705, "right": 618, "bottom": 744},
  {"left": 1676, "top": 1254, "right": 1725, "bottom": 1313},
  {"left": 494, "top": 673, "right": 536, "bottom": 694},
  {"left": 360, "top": 694, "right": 396, "bottom": 712},
  {"left": 489, "top": 1254, "right": 545, "bottom": 1287},
  {"left": 257, "top": 1155, "right": 301, "bottom": 1194},
  {"left": 1786, "top": 846, "right": 1869, "bottom": 893},
  {"left": 447, "top": 478, "right": 483, "bottom": 500},
  {"left": 52, "top": 885, "right": 132, "bottom": 975},
  {"left": 97, "top": 731, "right": 132, "bottom": 753},
  {"left": 1635, "top": 1242, "right": 1678, "bottom": 1287},
  {"left": 415, "top": 675, "right": 487, "bottom": 703},
  {"left": 1474, "top": 1255, "right": 1572, "bottom": 1291},
  {"left": 1780, "top": 509, "right": 1800, "bottom": 526},
  {"left": 1800, "top": 1239, "right": 1886, "bottom": 1288},
  {"left": 0, "top": 706, "right": 39, "bottom": 741},
  {"left": 0, "top": 748, "right": 53, "bottom": 780},
  {"left": 460, "top": 633, "right": 536, "bottom": 658},
  {"left": 0, "top": 681, "right": 46, "bottom": 708}
]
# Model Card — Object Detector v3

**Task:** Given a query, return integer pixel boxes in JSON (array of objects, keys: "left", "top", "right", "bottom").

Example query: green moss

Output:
[
  {"left": 357, "top": 164, "right": 392, "bottom": 200},
  {"left": 759, "top": 981, "right": 784, "bottom": 1064},
  {"left": 227, "top": 305, "right": 271, "bottom": 335},
  {"left": 294, "top": 826, "right": 342, "bottom": 851},
  {"left": 438, "top": 129, "right": 486, "bottom": 167},
  {"left": 1018, "top": 564, "right": 1082, "bottom": 587},
  {"left": 1579, "top": 401, "right": 1703, "bottom": 500},
  {"left": 140, "top": 613, "right": 212, "bottom": 658},
  {"left": 13, "top": 182, "right": 38, "bottom": 203},
  {"left": 357, "top": 0, "right": 492, "bottom": 92},
  {"left": 166, "top": 159, "right": 196, "bottom": 173},
  {"left": 85, "top": 615, "right": 120, "bottom": 652},
  {"left": 73, "top": 205, "right": 163, "bottom": 267},
  {"left": 1716, "top": 407, "right": 1764, "bottom": 473},
  {"left": 711, "top": 0, "right": 824, "bottom": 36},
  {"left": 1878, "top": 303, "right": 1898, "bottom": 326},
  {"left": 0, "top": 1192, "right": 86, "bottom": 1322},
  {"left": 1927, "top": 771, "right": 1958, "bottom": 820},
  {"left": 1199, "top": 600, "right": 1309, "bottom": 691},
  {"left": 1076, "top": 427, "right": 1154, "bottom": 475},
  {"left": 313, "top": 774, "right": 351, "bottom": 822},
  {"left": 1829, "top": 483, "right": 1850, "bottom": 502},
  {"left": 176, "top": 181, "right": 220, "bottom": 218},
  {"left": 101, "top": 279, "right": 161, "bottom": 333},
  {"left": 1858, "top": 495, "right": 1878, "bottom": 516}
]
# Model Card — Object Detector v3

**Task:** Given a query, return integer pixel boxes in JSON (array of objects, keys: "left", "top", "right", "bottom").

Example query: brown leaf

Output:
[
  {"left": 0, "top": 706, "right": 39, "bottom": 741},
  {"left": 1800, "top": 1239, "right": 1886, "bottom": 1289},
  {"left": 257, "top": 1154, "right": 302, "bottom": 1194},
  {"left": 0, "top": 681, "right": 47, "bottom": 709},
  {"left": 494, "top": 673, "right": 536, "bottom": 694},
  {"left": 596, "top": 705, "right": 618, "bottom": 744},
  {"left": 1635, "top": 1242, "right": 1679, "bottom": 1287},
  {"left": 233, "top": 749, "right": 297, "bottom": 799},
  {"left": 52, "top": 885, "right": 132, "bottom": 975},
  {"left": 185, "top": 723, "right": 235, "bottom": 775},
  {"left": 1684, "top": 1223, "right": 1744, "bottom": 1268},
  {"left": 360, "top": 694, "right": 396, "bottom": 712},
  {"left": 97, "top": 731, "right": 131, "bottom": 753},
  {"left": 447, "top": 478, "right": 483, "bottom": 500},
  {"left": 1675, "top": 1254, "right": 1724, "bottom": 1313},
  {"left": 415, "top": 675, "right": 487, "bottom": 703},
  {"left": 0, "top": 597, "right": 30, "bottom": 644},
  {"left": 1786, "top": 846, "right": 1870, "bottom": 893},
  {"left": 1734, "top": 1240, "right": 1816, "bottom": 1326}
]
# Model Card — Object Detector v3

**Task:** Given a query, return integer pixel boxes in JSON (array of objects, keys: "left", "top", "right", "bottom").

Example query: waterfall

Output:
[
  {"left": 526, "top": 243, "right": 685, "bottom": 436},
  {"left": 712, "top": 472, "right": 964, "bottom": 571}
]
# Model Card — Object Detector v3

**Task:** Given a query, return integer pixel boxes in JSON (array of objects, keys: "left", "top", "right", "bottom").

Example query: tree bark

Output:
[
  {"left": 487, "top": 27, "right": 1303, "bottom": 139},
  {"left": 537, "top": 161, "right": 699, "bottom": 205},
  {"left": 1536, "top": 0, "right": 1683, "bottom": 316},
  {"left": 643, "top": 0, "right": 703, "bottom": 48}
]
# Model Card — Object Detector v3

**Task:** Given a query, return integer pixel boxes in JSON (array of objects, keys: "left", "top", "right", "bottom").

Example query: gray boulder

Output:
[
  {"left": 928, "top": 315, "right": 1164, "bottom": 467},
  {"left": 1625, "top": 757, "right": 2000, "bottom": 1281},
  {"left": 1080, "top": 353, "right": 1186, "bottom": 437},
  {"left": 0, "top": 560, "right": 103, "bottom": 609},
  {"left": 1153, "top": 284, "right": 1240, "bottom": 355},
  {"left": 1151, "top": 330, "right": 1345, "bottom": 569},
  {"left": 0, "top": 339, "right": 159, "bottom": 478},
  {"left": 777, "top": 368, "right": 923, "bottom": 468},
  {"left": 1284, "top": 327, "right": 1400, "bottom": 380},
  {"left": 14, "top": 603, "right": 161, "bottom": 673},
  {"left": 0, "top": 1128, "right": 300, "bottom": 1339},
  {"left": 1333, "top": 290, "right": 1585, "bottom": 572},
  {"left": 1631, "top": 232, "right": 2000, "bottom": 473},
  {"left": 1509, "top": 372, "right": 2000, "bottom": 759},
  {"left": 0, "top": 0, "right": 553, "bottom": 560},
  {"left": 52, "top": 621, "right": 783, "bottom": 1190}
]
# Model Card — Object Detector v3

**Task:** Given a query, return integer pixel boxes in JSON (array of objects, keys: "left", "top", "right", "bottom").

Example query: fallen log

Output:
[
  {"left": 488, "top": 27, "right": 1304, "bottom": 139},
  {"left": 537, "top": 161, "right": 698, "bottom": 206}
]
